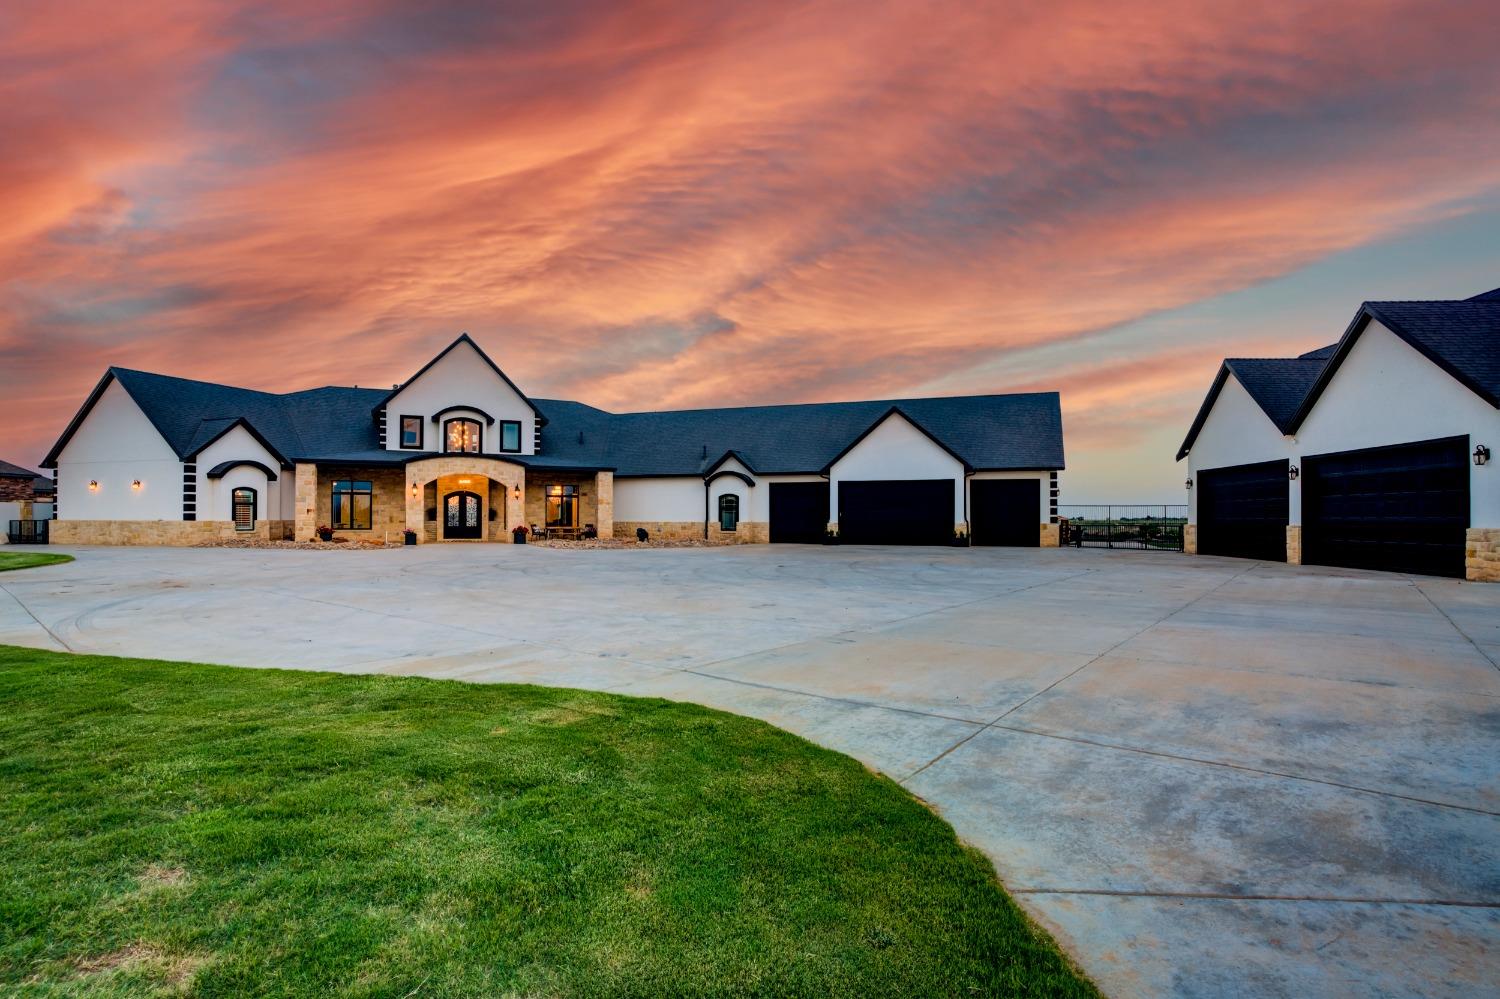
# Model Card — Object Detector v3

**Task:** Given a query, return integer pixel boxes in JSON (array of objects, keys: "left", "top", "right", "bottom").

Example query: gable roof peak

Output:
[{"left": 370, "top": 333, "right": 545, "bottom": 423}]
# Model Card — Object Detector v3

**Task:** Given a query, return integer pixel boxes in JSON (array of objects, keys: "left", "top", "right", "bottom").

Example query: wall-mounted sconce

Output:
[
  {"left": 410, "top": 483, "right": 418, "bottom": 498},
  {"left": 1288, "top": 465, "right": 1300, "bottom": 481},
  {"left": 1475, "top": 444, "right": 1491, "bottom": 466},
  {"left": 512, "top": 484, "right": 522, "bottom": 501},
  {"left": 1184, "top": 477, "right": 1193, "bottom": 490},
  {"left": 131, "top": 479, "right": 143, "bottom": 490},
  {"left": 88, "top": 479, "right": 99, "bottom": 492}
]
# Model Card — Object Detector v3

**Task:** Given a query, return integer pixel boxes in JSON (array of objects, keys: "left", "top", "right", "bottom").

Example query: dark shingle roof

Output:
[
  {"left": 533, "top": 393, "right": 1064, "bottom": 474},
  {"left": 46, "top": 365, "right": 1064, "bottom": 475},
  {"left": 1222, "top": 358, "right": 1327, "bottom": 433},
  {"left": 0, "top": 459, "right": 39, "bottom": 479}
]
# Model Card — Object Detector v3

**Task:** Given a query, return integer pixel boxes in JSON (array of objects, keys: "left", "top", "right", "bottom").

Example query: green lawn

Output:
[
  {"left": 0, "top": 646, "right": 1096, "bottom": 998},
  {"left": 0, "top": 551, "right": 73, "bottom": 572}
]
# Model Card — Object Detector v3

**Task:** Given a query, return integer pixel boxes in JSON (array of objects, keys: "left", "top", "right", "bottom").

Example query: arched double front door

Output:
[{"left": 443, "top": 490, "right": 483, "bottom": 539}]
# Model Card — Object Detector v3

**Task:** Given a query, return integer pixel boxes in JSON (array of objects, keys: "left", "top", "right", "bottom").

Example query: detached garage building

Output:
[{"left": 1178, "top": 289, "right": 1499, "bottom": 581}]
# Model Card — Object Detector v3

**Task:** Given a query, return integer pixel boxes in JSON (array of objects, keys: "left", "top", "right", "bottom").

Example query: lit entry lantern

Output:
[
  {"left": 88, "top": 479, "right": 99, "bottom": 491},
  {"left": 132, "top": 479, "right": 142, "bottom": 490},
  {"left": 1288, "top": 465, "right": 1300, "bottom": 481},
  {"left": 512, "top": 484, "right": 521, "bottom": 501},
  {"left": 1476, "top": 444, "right": 1491, "bottom": 466}
]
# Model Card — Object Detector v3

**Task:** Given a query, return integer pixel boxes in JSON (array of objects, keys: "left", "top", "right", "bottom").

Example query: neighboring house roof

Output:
[
  {"left": 44, "top": 352, "right": 1065, "bottom": 475},
  {"left": 0, "top": 459, "right": 39, "bottom": 479}
]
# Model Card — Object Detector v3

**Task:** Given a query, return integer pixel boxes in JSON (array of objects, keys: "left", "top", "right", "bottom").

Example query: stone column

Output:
[
  {"left": 405, "top": 467, "right": 425, "bottom": 542},
  {"left": 294, "top": 463, "right": 318, "bottom": 541},
  {"left": 594, "top": 471, "right": 613, "bottom": 538},
  {"left": 1467, "top": 528, "right": 1500, "bottom": 582},
  {"left": 1039, "top": 522, "right": 1060, "bottom": 547},
  {"left": 1285, "top": 525, "right": 1303, "bottom": 565},
  {"left": 1184, "top": 524, "right": 1198, "bottom": 555}
]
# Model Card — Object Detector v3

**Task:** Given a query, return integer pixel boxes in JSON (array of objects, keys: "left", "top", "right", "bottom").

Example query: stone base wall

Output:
[
  {"left": 1039, "top": 523, "right": 1060, "bottom": 548},
  {"left": 1184, "top": 524, "right": 1198, "bottom": 555},
  {"left": 708, "top": 521, "right": 768, "bottom": 544},
  {"left": 614, "top": 521, "right": 702, "bottom": 542},
  {"left": 309, "top": 467, "right": 405, "bottom": 543},
  {"left": 526, "top": 473, "right": 602, "bottom": 534},
  {"left": 51, "top": 519, "right": 292, "bottom": 546},
  {"left": 1286, "top": 525, "right": 1303, "bottom": 566},
  {"left": 1467, "top": 528, "right": 1500, "bottom": 583}
]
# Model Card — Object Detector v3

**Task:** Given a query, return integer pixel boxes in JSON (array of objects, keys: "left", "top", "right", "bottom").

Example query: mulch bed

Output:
[
  {"left": 193, "top": 538, "right": 403, "bottom": 550},
  {"left": 530, "top": 537, "right": 731, "bottom": 549}
]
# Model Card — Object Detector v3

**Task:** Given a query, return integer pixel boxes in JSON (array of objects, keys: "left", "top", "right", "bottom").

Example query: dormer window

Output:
[
  {"left": 444, "top": 418, "right": 482, "bottom": 454},
  {"left": 399, "top": 415, "right": 424, "bottom": 450}
]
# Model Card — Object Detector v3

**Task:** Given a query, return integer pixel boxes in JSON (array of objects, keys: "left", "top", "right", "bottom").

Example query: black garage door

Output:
[
  {"left": 839, "top": 479, "right": 953, "bottom": 546},
  {"left": 971, "top": 480, "right": 1039, "bottom": 546},
  {"left": 1303, "top": 436, "right": 1469, "bottom": 578},
  {"left": 770, "top": 482, "right": 830, "bottom": 543},
  {"left": 1198, "top": 459, "right": 1289, "bottom": 562}
]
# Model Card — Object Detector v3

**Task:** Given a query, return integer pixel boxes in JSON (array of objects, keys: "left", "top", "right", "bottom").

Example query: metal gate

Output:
[
  {"left": 1059, "top": 505, "right": 1186, "bottom": 551},
  {"left": 6, "top": 520, "right": 50, "bottom": 544}
]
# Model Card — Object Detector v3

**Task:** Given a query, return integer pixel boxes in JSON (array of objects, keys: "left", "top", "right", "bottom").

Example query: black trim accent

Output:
[
  {"left": 704, "top": 449, "right": 758, "bottom": 476},
  {"left": 705, "top": 469, "right": 755, "bottom": 487},
  {"left": 498, "top": 419, "right": 522, "bottom": 453},
  {"left": 398, "top": 414, "right": 425, "bottom": 450},
  {"left": 370, "top": 333, "right": 547, "bottom": 425},
  {"left": 42, "top": 370, "right": 118, "bottom": 468},
  {"left": 205, "top": 459, "right": 279, "bottom": 481},
  {"left": 431, "top": 404, "right": 497, "bottom": 426},
  {"left": 1176, "top": 364, "right": 1235, "bottom": 461},
  {"left": 820, "top": 406, "right": 973, "bottom": 473},
  {"left": 186, "top": 417, "right": 293, "bottom": 469}
]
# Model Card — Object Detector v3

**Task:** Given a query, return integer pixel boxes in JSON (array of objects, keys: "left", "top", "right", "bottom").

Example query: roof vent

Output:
[
  {"left": 577, "top": 431, "right": 584, "bottom": 444},
  {"left": 701, "top": 444, "right": 708, "bottom": 459}
]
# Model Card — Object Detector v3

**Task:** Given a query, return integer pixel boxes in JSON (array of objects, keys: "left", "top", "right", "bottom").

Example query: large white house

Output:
[
  {"left": 1178, "top": 288, "right": 1499, "bottom": 581},
  {"left": 42, "top": 335, "right": 1065, "bottom": 547}
]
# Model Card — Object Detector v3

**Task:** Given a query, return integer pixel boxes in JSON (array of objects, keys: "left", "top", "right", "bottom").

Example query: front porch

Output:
[{"left": 292, "top": 458, "right": 612, "bottom": 543}]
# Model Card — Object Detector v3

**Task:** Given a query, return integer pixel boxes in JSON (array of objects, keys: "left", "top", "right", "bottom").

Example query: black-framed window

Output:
[
  {"left": 444, "top": 418, "right": 482, "bottom": 454},
  {"left": 499, "top": 419, "right": 522, "bottom": 453},
  {"left": 232, "top": 487, "right": 257, "bottom": 531},
  {"left": 718, "top": 493, "right": 739, "bottom": 532},
  {"left": 400, "top": 415, "right": 424, "bottom": 450},
  {"left": 332, "top": 480, "right": 373, "bottom": 530},
  {"left": 546, "top": 484, "right": 577, "bottom": 527}
]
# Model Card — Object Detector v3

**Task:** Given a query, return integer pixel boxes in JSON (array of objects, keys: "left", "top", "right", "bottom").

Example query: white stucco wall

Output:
[
  {"left": 829, "top": 413, "right": 966, "bottom": 523},
  {"left": 55, "top": 379, "right": 181, "bottom": 521},
  {"left": 613, "top": 477, "right": 704, "bottom": 521},
  {"left": 744, "top": 474, "right": 827, "bottom": 522},
  {"left": 968, "top": 470, "right": 1052, "bottom": 523},
  {"left": 194, "top": 425, "right": 288, "bottom": 522},
  {"left": 1294, "top": 321, "right": 1499, "bottom": 527},
  {"left": 382, "top": 340, "right": 536, "bottom": 455},
  {"left": 1185, "top": 373, "right": 1294, "bottom": 524}
]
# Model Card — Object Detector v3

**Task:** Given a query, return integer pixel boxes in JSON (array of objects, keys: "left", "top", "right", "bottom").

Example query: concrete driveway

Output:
[{"left": 2, "top": 543, "right": 1497, "bottom": 998}]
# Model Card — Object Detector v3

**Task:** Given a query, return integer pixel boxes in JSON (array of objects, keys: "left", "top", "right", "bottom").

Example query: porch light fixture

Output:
[
  {"left": 1475, "top": 444, "right": 1491, "bottom": 466},
  {"left": 88, "top": 479, "right": 99, "bottom": 492},
  {"left": 131, "top": 479, "right": 142, "bottom": 490},
  {"left": 458, "top": 477, "right": 472, "bottom": 485},
  {"left": 1288, "top": 465, "right": 1300, "bottom": 481},
  {"left": 410, "top": 483, "right": 418, "bottom": 498},
  {"left": 1184, "top": 477, "right": 1193, "bottom": 490},
  {"left": 512, "top": 484, "right": 521, "bottom": 501}
]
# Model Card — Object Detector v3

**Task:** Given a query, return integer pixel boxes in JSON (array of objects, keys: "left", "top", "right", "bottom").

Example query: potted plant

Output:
[
  {"left": 402, "top": 529, "right": 417, "bottom": 546},
  {"left": 511, "top": 524, "right": 528, "bottom": 545},
  {"left": 316, "top": 525, "right": 334, "bottom": 542}
]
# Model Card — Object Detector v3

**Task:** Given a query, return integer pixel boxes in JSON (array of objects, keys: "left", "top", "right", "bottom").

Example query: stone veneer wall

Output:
[
  {"left": 707, "top": 521, "right": 768, "bottom": 544},
  {"left": 51, "top": 519, "right": 292, "bottom": 545},
  {"left": 1467, "top": 528, "right": 1500, "bottom": 583},
  {"left": 1285, "top": 525, "right": 1303, "bottom": 565},
  {"left": 303, "top": 467, "right": 405, "bottom": 542},
  {"left": 1183, "top": 524, "right": 1198, "bottom": 555},
  {"left": 1039, "top": 523, "right": 1060, "bottom": 548},
  {"left": 525, "top": 473, "right": 600, "bottom": 533},
  {"left": 614, "top": 521, "right": 703, "bottom": 542}
]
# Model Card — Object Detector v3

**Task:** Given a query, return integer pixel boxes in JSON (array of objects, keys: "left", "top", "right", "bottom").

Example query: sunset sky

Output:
[{"left": 3, "top": 1, "right": 1498, "bottom": 501}]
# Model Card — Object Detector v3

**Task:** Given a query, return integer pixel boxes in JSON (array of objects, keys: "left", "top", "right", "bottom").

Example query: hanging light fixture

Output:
[
  {"left": 1288, "top": 465, "right": 1300, "bottom": 481},
  {"left": 1475, "top": 444, "right": 1491, "bottom": 466}
]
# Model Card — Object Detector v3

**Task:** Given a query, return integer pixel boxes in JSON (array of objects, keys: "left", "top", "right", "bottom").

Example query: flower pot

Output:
[
  {"left": 513, "top": 533, "right": 527, "bottom": 545},
  {"left": 403, "top": 533, "right": 416, "bottom": 546}
]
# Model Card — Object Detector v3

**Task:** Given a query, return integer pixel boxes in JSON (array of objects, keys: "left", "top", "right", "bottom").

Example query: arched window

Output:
[
  {"left": 232, "top": 487, "right": 257, "bottom": 531},
  {"left": 718, "top": 493, "right": 739, "bottom": 532},
  {"left": 444, "top": 418, "right": 482, "bottom": 454}
]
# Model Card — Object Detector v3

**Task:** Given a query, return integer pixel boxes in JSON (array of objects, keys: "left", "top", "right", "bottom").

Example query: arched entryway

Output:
[{"left": 442, "top": 490, "right": 483, "bottom": 539}]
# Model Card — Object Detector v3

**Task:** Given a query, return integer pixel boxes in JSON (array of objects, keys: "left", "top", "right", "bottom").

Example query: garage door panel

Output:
[
  {"left": 839, "top": 479, "right": 953, "bottom": 546},
  {"left": 1197, "top": 460, "right": 1289, "bottom": 562},
  {"left": 971, "top": 480, "right": 1040, "bottom": 547},
  {"left": 1304, "top": 436, "right": 1468, "bottom": 578},
  {"left": 769, "top": 482, "right": 830, "bottom": 544}
]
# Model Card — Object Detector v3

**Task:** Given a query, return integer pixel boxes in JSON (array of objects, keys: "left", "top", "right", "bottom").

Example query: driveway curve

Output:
[{"left": 2, "top": 543, "right": 1497, "bottom": 998}]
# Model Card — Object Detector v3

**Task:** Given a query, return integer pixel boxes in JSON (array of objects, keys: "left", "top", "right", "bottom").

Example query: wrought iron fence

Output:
[
  {"left": 6, "top": 520, "right": 49, "bottom": 545},
  {"left": 1058, "top": 505, "right": 1186, "bottom": 551}
]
